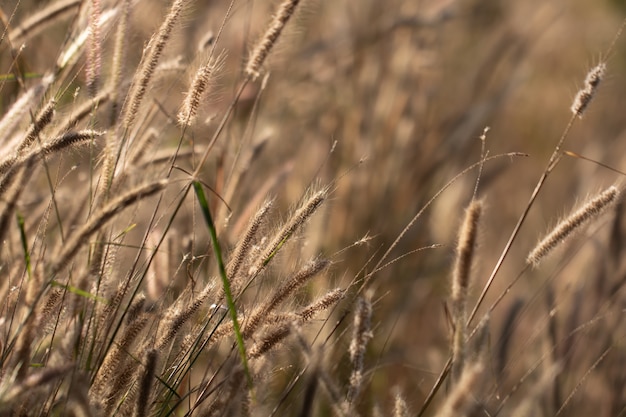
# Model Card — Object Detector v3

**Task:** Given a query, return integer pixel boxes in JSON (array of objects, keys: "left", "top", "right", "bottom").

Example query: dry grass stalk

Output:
[
  {"left": 245, "top": 0, "right": 302, "bottom": 80},
  {"left": 345, "top": 291, "right": 373, "bottom": 409},
  {"left": 50, "top": 179, "right": 167, "bottom": 275},
  {"left": 571, "top": 63, "right": 606, "bottom": 117},
  {"left": 451, "top": 200, "right": 482, "bottom": 382},
  {"left": 122, "top": 0, "right": 186, "bottom": 130},
  {"left": 527, "top": 185, "right": 619, "bottom": 266},
  {"left": 178, "top": 52, "right": 225, "bottom": 126}
]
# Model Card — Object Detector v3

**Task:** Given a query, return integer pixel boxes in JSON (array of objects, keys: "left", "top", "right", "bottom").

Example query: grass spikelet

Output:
[
  {"left": 108, "top": 0, "right": 130, "bottom": 124},
  {"left": 91, "top": 314, "right": 149, "bottom": 398},
  {"left": 123, "top": 0, "right": 186, "bottom": 129},
  {"left": 227, "top": 199, "right": 273, "bottom": 280},
  {"left": 245, "top": 0, "right": 301, "bottom": 80},
  {"left": 250, "top": 187, "right": 327, "bottom": 276},
  {"left": 177, "top": 51, "right": 225, "bottom": 126},
  {"left": 393, "top": 387, "right": 411, "bottom": 417},
  {"left": 86, "top": 0, "right": 102, "bottom": 97},
  {"left": 18, "top": 98, "right": 56, "bottom": 153},
  {"left": 134, "top": 349, "right": 158, "bottom": 417},
  {"left": 50, "top": 180, "right": 167, "bottom": 275},
  {"left": 56, "top": 7, "right": 117, "bottom": 71},
  {"left": 0, "top": 130, "right": 102, "bottom": 179},
  {"left": 249, "top": 322, "right": 291, "bottom": 359},
  {"left": 451, "top": 200, "right": 482, "bottom": 382},
  {"left": 571, "top": 63, "right": 606, "bottom": 117},
  {"left": 44, "top": 129, "right": 104, "bottom": 154},
  {"left": 298, "top": 288, "right": 344, "bottom": 322},
  {"left": 155, "top": 283, "right": 213, "bottom": 350},
  {"left": 126, "top": 293, "right": 146, "bottom": 324},
  {"left": 527, "top": 185, "right": 619, "bottom": 267},
  {"left": 345, "top": 291, "right": 373, "bottom": 409},
  {"left": 244, "top": 258, "right": 330, "bottom": 337}
]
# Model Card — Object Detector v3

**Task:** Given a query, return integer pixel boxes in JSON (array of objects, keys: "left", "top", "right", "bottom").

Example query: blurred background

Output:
[{"left": 4, "top": 0, "right": 626, "bottom": 414}]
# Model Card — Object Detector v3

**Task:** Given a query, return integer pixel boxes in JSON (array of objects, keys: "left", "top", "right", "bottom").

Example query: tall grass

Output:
[{"left": 0, "top": 0, "right": 625, "bottom": 416}]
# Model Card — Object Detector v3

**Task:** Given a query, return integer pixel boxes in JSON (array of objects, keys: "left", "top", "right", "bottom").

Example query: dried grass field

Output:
[{"left": 1, "top": 0, "right": 626, "bottom": 416}]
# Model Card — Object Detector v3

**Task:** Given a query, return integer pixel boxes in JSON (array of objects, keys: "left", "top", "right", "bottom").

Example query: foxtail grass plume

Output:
[
  {"left": 86, "top": 0, "right": 102, "bottom": 97},
  {"left": 527, "top": 185, "right": 619, "bottom": 267},
  {"left": 571, "top": 63, "right": 606, "bottom": 117},
  {"left": 451, "top": 200, "right": 482, "bottom": 382},
  {"left": 178, "top": 52, "right": 225, "bottom": 126},
  {"left": 346, "top": 291, "right": 373, "bottom": 408},
  {"left": 245, "top": 0, "right": 302, "bottom": 80},
  {"left": 123, "top": 0, "right": 186, "bottom": 129},
  {"left": 249, "top": 187, "right": 327, "bottom": 276}
]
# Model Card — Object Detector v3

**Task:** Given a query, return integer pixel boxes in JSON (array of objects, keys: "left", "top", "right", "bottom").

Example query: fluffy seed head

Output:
[
  {"left": 527, "top": 186, "right": 619, "bottom": 266},
  {"left": 245, "top": 0, "right": 301, "bottom": 80},
  {"left": 178, "top": 52, "right": 225, "bottom": 126},
  {"left": 571, "top": 63, "right": 606, "bottom": 117}
]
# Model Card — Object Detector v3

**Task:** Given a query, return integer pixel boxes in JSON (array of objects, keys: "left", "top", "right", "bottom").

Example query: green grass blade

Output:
[
  {"left": 49, "top": 280, "right": 108, "bottom": 303},
  {"left": 192, "top": 181, "right": 253, "bottom": 388}
]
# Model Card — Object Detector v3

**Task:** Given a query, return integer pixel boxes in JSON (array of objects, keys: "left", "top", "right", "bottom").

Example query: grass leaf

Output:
[{"left": 193, "top": 180, "right": 253, "bottom": 388}]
